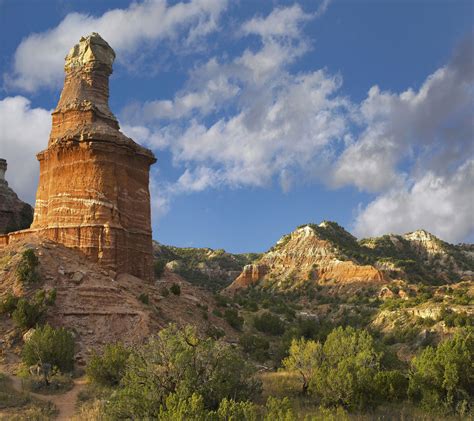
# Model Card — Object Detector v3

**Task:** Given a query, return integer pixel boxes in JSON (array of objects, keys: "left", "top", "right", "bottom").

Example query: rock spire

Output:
[{"left": 31, "top": 33, "right": 156, "bottom": 281}]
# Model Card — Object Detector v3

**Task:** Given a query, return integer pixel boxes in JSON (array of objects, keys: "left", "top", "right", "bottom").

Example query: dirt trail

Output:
[{"left": 8, "top": 374, "right": 86, "bottom": 420}]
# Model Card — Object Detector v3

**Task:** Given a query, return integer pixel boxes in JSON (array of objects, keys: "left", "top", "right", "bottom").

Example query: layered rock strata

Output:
[
  {"left": 227, "top": 224, "right": 385, "bottom": 292},
  {"left": 30, "top": 33, "right": 156, "bottom": 281},
  {"left": 0, "top": 159, "right": 34, "bottom": 234}
]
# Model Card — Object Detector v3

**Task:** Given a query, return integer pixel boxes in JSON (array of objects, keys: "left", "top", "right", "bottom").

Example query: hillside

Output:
[
  {"left": 0, "top": 237, "right": 237, "bottom": 370},
  {"left": 153, "top": 241, "right": 260, "bottom": 291},
  {"left": 226, "top": 222, "right": 474, "bottom": 293}
]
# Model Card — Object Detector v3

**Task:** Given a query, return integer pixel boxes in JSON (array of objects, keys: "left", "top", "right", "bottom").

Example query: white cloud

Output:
[
  {"left": 241, "top": 4, "right": 311, "bottom": 40},
  {"left": 353, "top": 160, "right": 474, "bottom": 243},
  {"left": 332, "top": 36, "right": 474, "bottom": 192},
  {"left": 167, "top": 71, "right": 347, "bottom": 191},
  {"left": 5, "top": 0, "right": 227, "bottom": 92},
  {"left": 123, "top": 5, "right": 347, "bottom": 197},
  {"left": 0, "top": 96, "right": 51, "bottom": 203}
]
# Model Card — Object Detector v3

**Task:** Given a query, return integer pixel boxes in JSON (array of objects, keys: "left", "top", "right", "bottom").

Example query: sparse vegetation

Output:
[
  {"left": 138, "top": 292, "right": 149, "bottom": 304},
  {"left": 22, "top": 324, "right": 75, "bottom": 373},
  {"left": 87, "top": 343, "right": 131, "bottom": 387},
  {"left": 154, "top": 259, "right": 166, "bottom": 279},
  {"left": 408, "top": 328, "right": 473, "bottom": 416},
  {"left": 254, "top": 311, "right": 285, "bottom": 335},
  {"left": 10, "top": 289, "right": 56, "bottom": 330},
  {"left": 224, "top": 308, "right": 244, "bottom": 330},
  {"left": 0, "top": 292, "right": 19, "bottom": 316},
  {"left": 16, "top": 249, "right": 40, "bottom": 284},
  {"left": 104, "top": 324, "right": 261, "bottom": 418},
  {"left": 170, "top": 283, "right": 181, "bottom": 295}
]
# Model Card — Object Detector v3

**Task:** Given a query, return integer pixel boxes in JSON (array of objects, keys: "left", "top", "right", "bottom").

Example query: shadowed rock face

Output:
[
  {"left": 0, "top": 159, "right": 33, "bottom": 235},
  {"left": 31, "top": 33, "right": 156, "bottom": 281}
]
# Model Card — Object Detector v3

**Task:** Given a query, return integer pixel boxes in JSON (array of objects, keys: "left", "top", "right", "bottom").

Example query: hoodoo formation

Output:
[
  {"left": 30, "top": 33, "right": 156, "bottom": 280},
  {"left": 0, "top": 159, "right": 34, "bottom": 234}
]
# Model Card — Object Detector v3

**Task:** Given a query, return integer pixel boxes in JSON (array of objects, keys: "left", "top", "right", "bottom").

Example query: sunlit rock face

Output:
[
  {"left": 31, "top": 33, "right": 156, "bottom": 281},
  {"left": 0, "top": 159, "right": 34, "bottom": 235}
]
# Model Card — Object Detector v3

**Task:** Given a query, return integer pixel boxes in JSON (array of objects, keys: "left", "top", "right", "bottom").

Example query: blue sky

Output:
[{"left": 0, "top": 0, "right": 473, "bottom": 252}]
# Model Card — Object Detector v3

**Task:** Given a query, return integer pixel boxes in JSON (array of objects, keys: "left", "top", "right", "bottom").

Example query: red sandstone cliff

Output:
[
  {"left": 30, "top": 33, "right": 156, "bottom": 281},
  {"left": 226, "top": 223, "right": 386, "bottom": 293}
]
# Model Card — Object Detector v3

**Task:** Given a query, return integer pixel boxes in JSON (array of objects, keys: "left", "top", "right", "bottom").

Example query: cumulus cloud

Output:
[
  {"left": 241, "top": 4, "right": 311, "bottom": 39},
  {"left": 353, "top": 161, "right": 474, "bottom": 243},
  {"left": 123, "top": 4, "right": 347, "bottom": 197},
  {"left": 332, "top": 35, "right": 474, "bottom": 192},
  {"left": 5, "top": 0, "right": 227, "bottom": 92},
  {"left": 0, "top": 96, "right": 51, "bottom": 203}
]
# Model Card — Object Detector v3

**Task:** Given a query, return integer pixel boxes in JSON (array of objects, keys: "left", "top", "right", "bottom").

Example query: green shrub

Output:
[
  {"left": 374, "top": 370, "right": 408, "bottom": 402},
  {"left": 87, "top": 343, "right": 131, "bottom": 387},
  {"left": 154, "top": 259, "right": 167, "bottom": 279},
  {"left": 105, "top": 324, "right": 261, "bottom": 419},
  {"left": 22, "top": 324, "right": 75, "bottom": 372},
  {"left": 263, "top": 396, "right": 294, "bottom": 421},
  {"left": 408, "top": 328, "right": 473, "bottom": 415},
  {"left": 254, "top": 312, "right": 285, "bottom": 335},
  {"left": 309, "top": 326, "right": 382, "bottom": 410},
  {"left": 205, "top": 325, "right": 225, "bottom": 340},
  {"left": 224, "top": 308, "right": 244, "bottom": 330},
  {"left": 138, "top": 293, "right": 149, "bottom": 304},
  {"left": 160, "top": 287, "right": 170, "bottom": 297},
  {"left": 439, "top": 306, "right": 474, "bottom": 327},
  {"left": 170, "top": 283, "right": 181, "bottom": 296},
  {"left": 11, "top": 289, "right": 56, "bottom": 330},
  {"left": 239, "top": 333, "right": 270, "bottom": 362},
  {"left": 16, "top": 249, "right": 39, "bottom": 284},
  {"left": 12, "top": 298, "right": 44, "bottom": 329},
  {"left": 214, "top": 294, "right": 229, "bottom": 307},
  {"left": 0, "top": 292, "right": 19, "bottom": 316},
  {"left": 34, "top": 289, "right": 56, "bottom": 306},
  {"left": 282, "top": 337, "right": 322, "bottom": 393}
]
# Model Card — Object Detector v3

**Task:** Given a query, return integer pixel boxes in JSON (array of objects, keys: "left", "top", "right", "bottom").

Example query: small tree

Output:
[
  {"left": 224, "top": 308, "right": 244, "bottom": 331},
  {"left": 106, "top": 324, "right": 261, "bottom": 419},
  {"left": 12, "top": 298, "right": 43, "bottom": 329},
  {"left": 11, "top": 289, "right": 56, "bottom": 330},
  {"left": 408, "top": 328, "right": 473, "bottom": 415},
  {"left": 87, "top": 343, "right": 131, "bottom": 387},
  {"left": 22, "top": 324, "right": 75, "bottom": 372},
  {"left": 0, "top": 292, "right": 19, "bottom": 316},
  {"left": 282, "top": 338, "right": 322, "bottom": 393},
  {"left": 254, "top": 312, "right": 285, "bottom": 335},
  {"left": 309, "top": 326, "right": 382, "bottom": 410},
  {"left": 16, "top": 249, "right": 39, "bottom": 284}
]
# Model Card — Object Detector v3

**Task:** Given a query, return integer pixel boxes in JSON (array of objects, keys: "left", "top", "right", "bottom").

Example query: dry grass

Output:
[
  {"left": 71, "top": 399, "right": 107, "bottom": 421},
  {"left": 0, "top": 372, "right": 57, "bottom": 421}
]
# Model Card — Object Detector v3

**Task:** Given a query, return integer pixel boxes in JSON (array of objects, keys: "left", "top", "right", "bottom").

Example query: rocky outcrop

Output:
[
  {"left": 403, "top": 229, "right": 447, "bottom": 257},
  {"left": 0, "top": 159, "right": 33, "bottom": 234},
  {"left": 153, "top": 241, "right": 259, "bottom": 290},
  {"left": 226, "top": 221, "right": 474, "bottom": 293},
  {"left": 227, "top": 264, "right": 268, "bottom": 292},
  {"left": 30, "top": 33, "right": 156, "bottom": 281},
  {"left": 226, "top": 222, "right": 386, "bottom": 293}
]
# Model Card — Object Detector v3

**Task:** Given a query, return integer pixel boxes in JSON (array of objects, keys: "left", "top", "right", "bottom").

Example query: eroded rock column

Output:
[{"left": 31, "top": 33, "right": 156, "bottom": 281}]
